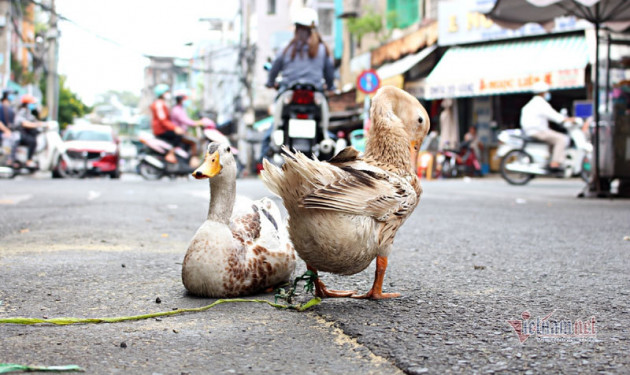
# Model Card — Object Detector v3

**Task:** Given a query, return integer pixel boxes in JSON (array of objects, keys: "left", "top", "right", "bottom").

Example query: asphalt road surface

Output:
[{"left": 1, "top": 173, "right": 628, "bottom": 374}]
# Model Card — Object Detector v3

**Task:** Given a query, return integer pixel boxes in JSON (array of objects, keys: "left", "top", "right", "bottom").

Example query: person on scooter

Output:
[
  {"left": 150, "top": 84, "right": 183, "bottom": 164},
  {"left": 171, "top": 91, "right": 201, "bottom": 165},
  {"left": 0, "top": 91, "right": 17, "bottom": 167},
  {"left": 14, "top": 94, "right": 44, "bottom": 169},
  {"left": 264, "top": 7, "right": 335, "bottom": 159},
  {"left": 520, "top": 82, "right": 577, "bottom": 172}
]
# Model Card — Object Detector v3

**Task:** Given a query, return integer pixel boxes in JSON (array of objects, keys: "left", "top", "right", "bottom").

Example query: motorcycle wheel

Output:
[
  {"left": 138, "top": 161, "right": 163, "bottom": 180},
  {"left": 56, "top": 156, "right": 86, "bottom": 179},
  {"left": 500, "top": 149, "right": 534, "bottom": 185}
]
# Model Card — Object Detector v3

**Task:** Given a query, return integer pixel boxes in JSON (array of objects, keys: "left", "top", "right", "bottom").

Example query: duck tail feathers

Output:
[{"left": 260, "top": 159, "right": 283, "bottom": 197}]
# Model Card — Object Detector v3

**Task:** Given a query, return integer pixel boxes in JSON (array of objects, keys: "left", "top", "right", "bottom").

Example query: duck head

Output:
[
  {"left": 370, "top": 86, "right": 430, "bottom": 153},
  {"left": 192, "top": 142, "right": 236, "bottom": 179}
]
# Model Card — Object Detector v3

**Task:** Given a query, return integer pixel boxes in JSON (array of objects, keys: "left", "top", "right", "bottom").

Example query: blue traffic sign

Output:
[{"left": 357, "top": 70, "right": 380, "bottom": 94}]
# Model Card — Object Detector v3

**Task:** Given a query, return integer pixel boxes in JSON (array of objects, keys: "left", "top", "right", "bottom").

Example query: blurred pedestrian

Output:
[
  {"left": 171, "top": 91, "right": 202, "bottom": 165},
  {"left": 520, "top": 82, "right": 576, "bottom": 172},
  {"left": 438, "top": 98, "right": 458, "bottom": 151},
  {"left": 150, "top": 84, "right": 183, "bottom": 164},
  {"left": 463, "top": 125, "right": 483, "bottom": 161},
  {"left": 15, "top": 94, "right": 44, "bottom": 168}
]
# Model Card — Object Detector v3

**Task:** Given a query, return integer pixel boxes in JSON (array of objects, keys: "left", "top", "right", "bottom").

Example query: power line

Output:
[{"left": 26, "top": 0, "right": 147, "bottom": 57}]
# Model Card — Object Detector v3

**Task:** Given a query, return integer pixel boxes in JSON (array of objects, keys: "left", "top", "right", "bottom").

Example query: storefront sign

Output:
[
  {"left": 426, "top": 69, "right": 585, "bottom": 99},
  {"left": 438, "top": 0, "right": 589, "bottom": 46}
]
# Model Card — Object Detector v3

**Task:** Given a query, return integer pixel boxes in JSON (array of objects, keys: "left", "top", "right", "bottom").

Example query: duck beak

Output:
[
  {"left": 192, "top": 151, "right": 221, "bottom": 179},
  {"left": 410, "top": 141, "right": 419, "bottom": 172},
  {"left": 410, "top": 140, "right": 419, "bottom": 152}
]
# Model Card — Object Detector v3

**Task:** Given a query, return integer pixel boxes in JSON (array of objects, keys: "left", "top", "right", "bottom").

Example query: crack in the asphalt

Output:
[{"left": 311, "top": 313, "right": 405, "bottom": 374}]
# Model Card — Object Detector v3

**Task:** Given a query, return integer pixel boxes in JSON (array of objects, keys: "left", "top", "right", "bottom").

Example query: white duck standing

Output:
[{"left": 182, "top": 142, "right": 296, "bottom": 298}]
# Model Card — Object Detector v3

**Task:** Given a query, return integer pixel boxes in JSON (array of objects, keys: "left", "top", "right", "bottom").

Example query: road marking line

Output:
[{"left": 0, "top": 195, "right": 33, "bottom": 205}]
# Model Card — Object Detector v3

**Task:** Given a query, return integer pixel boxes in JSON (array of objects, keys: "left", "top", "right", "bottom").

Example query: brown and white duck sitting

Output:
[{"left": 182, "top": 142, "right": 296, "bottom": 297}]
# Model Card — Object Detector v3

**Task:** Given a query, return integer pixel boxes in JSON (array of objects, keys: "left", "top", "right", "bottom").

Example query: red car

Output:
[{"left": 54, "top": 124, "right": 120, "bottom": 178}]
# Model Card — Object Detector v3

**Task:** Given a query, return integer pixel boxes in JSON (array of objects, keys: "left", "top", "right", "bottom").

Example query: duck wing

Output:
[
  {"left": 265, "top": 146, "right": 418, "bottom": 221},
  {"left": 302, "top": 162, "right": 418, "bottom": 222}
]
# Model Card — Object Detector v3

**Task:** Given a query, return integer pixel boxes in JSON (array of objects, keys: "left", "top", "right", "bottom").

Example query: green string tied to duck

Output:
[{"left": 274, "top": 270, "right": 318, "bottom": 306}]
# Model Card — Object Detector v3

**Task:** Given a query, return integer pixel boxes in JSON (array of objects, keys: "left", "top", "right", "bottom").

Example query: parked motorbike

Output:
[
  {"left": 0, "top": 121, "right": 72, "bottom": 179},
  {"left": 497, "top": 118, "right": 592, "bottom": 185},
  {"left": 136, "top": 132, "right": 194, "bottom": 180},
  {"left": 438, "top": 140, "right": 482, "bottom": 178}
]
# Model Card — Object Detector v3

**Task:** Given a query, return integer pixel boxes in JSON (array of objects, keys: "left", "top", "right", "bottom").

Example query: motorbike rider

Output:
[
  {"left": 264, "top": 7, "right": 335, "bottom": 159},
  {"left": 14, "top": 94, "right": 44, "bottom": 168},
  {"left": 0, "top": 91, "right": 14, "bottom": 164},
  {"left": 150, "top": 83, "right": 184, "bottom": 164},
  {"left": 171, "top": 91, "right": 202, "bottom": 166},
  {"left": 520, "top": 82, "right": 577, "bottom": 172}
]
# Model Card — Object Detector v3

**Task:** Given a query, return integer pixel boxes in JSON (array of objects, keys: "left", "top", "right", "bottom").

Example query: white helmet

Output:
[
  {"left": 292, "top": 7, "right": 318, "bottom": 28},
  {"left": 532, "top": 81, "right": 550, "bottom": 94}
]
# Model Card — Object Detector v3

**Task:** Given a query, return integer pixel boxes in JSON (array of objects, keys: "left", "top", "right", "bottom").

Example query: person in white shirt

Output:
[{"left": 520, "top": 82, "right": 576, "bottom": 171}]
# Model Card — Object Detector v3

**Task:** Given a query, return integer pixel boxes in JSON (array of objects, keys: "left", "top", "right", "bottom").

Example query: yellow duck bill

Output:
[{"left": 193, "top": 151, "right": 222, "bottom": 179}]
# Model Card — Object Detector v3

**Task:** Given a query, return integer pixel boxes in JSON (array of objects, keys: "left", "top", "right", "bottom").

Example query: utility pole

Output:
[
  {"left": 46, "top": 0, "right": 59, "bottom": 121},
  {"left": 237, "top": 0, "right": 256, "bottom": 173},
  {"left": 0, "top": 0, "right": 11, "bottom": 89}
]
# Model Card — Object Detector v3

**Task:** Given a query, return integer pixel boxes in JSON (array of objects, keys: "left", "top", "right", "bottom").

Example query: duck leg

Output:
[
  {"left": 352, "top": 256, "right": 401, "bottom": 300},
  {"left": 307, "top": 265, "right": 356, "bottom": 298}
]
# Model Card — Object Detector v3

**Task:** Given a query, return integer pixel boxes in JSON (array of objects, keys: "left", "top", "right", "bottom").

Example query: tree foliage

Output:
[
  {"left": 346, "top": 9, "right": 398, "bottom": 47},
  {"left": 39, "top": 75, "right": 91, "bottom": 128}
]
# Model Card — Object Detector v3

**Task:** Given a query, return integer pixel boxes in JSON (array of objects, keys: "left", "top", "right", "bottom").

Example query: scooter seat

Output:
[{"left": 516, "top": 135, "right": 547, "bottom": 144}]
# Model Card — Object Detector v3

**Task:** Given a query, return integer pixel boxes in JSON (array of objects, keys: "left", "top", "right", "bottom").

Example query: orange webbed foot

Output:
[
  {"left": 351, "top": 255, "right": 401, "bottom": 300},
  {"left": 351, "top": 290, "right": 401, "bottom": 300},
  {"left": 307, "top": 264, "right": 356, "bottom": 298}
]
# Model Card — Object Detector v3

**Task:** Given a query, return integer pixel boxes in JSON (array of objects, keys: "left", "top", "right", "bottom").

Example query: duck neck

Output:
[
  {"left": 207, "top": 174, "right": 236, "bottom": 225},
  {"left": 365, "top": 121, "right": 412, "bottom": 174}
]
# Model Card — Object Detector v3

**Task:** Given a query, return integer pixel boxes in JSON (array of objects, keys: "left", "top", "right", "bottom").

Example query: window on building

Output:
[
  {"left": 387, "top": 0, "right": 420, "bottom": 29},
  {"left": 318, "top": 8, "right": 335, "bottom": 37},
  {"left": 268, "top": 0, "right": 276, "bottom": 15}
]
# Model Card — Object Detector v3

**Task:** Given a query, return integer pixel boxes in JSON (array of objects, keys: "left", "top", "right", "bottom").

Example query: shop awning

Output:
[
  {"left": 425, "top": 34, "right": 588, "bottom": 99},
  {"left": 376, "top": 45, "right": 438, "bottom": 80}
]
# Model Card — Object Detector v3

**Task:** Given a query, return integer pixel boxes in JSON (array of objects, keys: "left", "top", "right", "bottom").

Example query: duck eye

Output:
[
  {"left": 226, "top": 146, "right": 231, "bottom": 153},
  {"left": 418, "top": 117, "right": 424, "bottom": 124}
]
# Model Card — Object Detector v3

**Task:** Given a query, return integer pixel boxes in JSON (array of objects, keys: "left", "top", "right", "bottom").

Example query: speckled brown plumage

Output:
[{"left": 182, "top": 143, "right": 296, "bottom": 298}]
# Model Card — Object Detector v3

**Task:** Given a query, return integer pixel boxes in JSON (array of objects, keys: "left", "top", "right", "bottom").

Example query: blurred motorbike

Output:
[
  {"left": 0, "top": 121, "right": 72, "bottom": 179},
  {"left": 497, "top": 118, "right": 592, "bottom": 185},
  {"left": 264, "top": 59, "right": 337, "bottom": 160},
  {"left": 274, "top": 82, "right": 336, "bottom": 160},
  {"left": 136, "top": 132, "right": 194, "bottom": 180},
  {"left": 438, "top": 140, "right": 482, "bottom": 178}
]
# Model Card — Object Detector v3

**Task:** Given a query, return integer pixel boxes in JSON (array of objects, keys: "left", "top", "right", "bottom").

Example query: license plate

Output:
[
  {"left": 288, "top": 119, "right": 316, "bottom": 139},
  {"left": 291, "top": 138, "right": 312, "bottom": 152}
]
